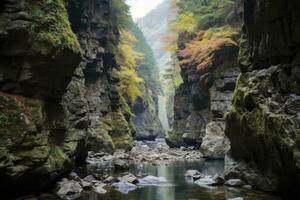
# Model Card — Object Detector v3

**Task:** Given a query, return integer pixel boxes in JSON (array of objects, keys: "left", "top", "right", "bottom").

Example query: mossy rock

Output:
[
  {"left": 28, "top": 0, "right": 81, "bottom": 55},
  {"left": 225, "top": 65, "right": 300, "bottom": 193},
  {"left": 88, "top": 111, "right": 134, "bottom": 152}
]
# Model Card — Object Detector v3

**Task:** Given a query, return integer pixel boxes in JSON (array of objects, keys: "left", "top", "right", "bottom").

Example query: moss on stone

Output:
[
  {"left": 28, "top": 0, "right": 80, "bottom": 55},
  {"left": 101, "top": 111, "right": 133, "bottom": 150}
]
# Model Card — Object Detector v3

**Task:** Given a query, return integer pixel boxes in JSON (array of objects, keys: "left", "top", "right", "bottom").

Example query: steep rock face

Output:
[
  {"left": 0, "top": 0, "right": 85, "bottom": 195},
  {"left": 132, "top": 85, "right": 164, "bottom": 140},
  {"left": 166, "top": 31, "right": 240, "bottom": 158},
  {"left": 0, "top": 0, "right": 132, "bottom": 195},
  {"left": 67, "top": 0, "right": 133, "bottom": 153},
  {"left": 225, "top": 0, "right": 300, "bottom": 195}
]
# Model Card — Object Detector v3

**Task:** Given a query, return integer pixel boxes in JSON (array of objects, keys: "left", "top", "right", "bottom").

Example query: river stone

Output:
[
  {"left": 81, "top": 180, "right": 92, "bottom": 189},
  {"left": 57, "top": 180, "right": 83, "bottom": 199},
  {"left": 225, "top": 179, "right": 246, "bottom": 187},
  {"left": 68, "top": 172, "right": 81, "bottom": 182},
  {"left": 194, "top": 176, "right": 217, "bottom": 186},
  {"left": 112, "top": 181, "right": 137, "bottom": 194},
  {"left": 83, "top": 175, "right": 96, "bottom": 182},
  {"left": 138, "top": 175, "right": 168, "bottom": 185},
  {"left": 213, "top": 174, "right": 225, "bottom": 185},
  {"left": 185, "top": 170, "right": 205, "bottom": 180},
  {"left": 118, "top": 173, "right": 139, "bottom": 184},
  {"left": 103, "top": 176, "right": 115, "bottom": 183},
  {"left": 114, "top": 159, "right": 129, "bottom": 170},
  {"left": 94, "top": 186, "right": 107, "bottom": 194}
]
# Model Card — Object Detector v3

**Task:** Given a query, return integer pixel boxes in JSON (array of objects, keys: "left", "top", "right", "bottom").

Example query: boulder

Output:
[
  {"left": 114, "top": 159, "right": 129, "bottom": 170},
  {"left": 213, "top": 174, "right": 225, "bottom": 185},
  {"left": 112, "top": 181, "right": 137, "bottom": 194},
  {"left": 138, "top": 175, "right": 168, "bottom": 186},
  {"left": 224, "top": 179, "right": 246, "bottom": 187},
  {"left": 185, "top": 170, "right": 205, "bottom": 180},
  {"left": 200, "top": 121, "right": 230, "bottom": 158},
  {"left": 56, "top": 179, "right": 83, "bottom": 200},
  {"left": 195, "top": 176, "right": 217, "bottom": 186},
  {"left": 94, "top": 185, "right": 107, "bottom": 194},
  {"left": 118, "top": 173, "right": 139, "bottom": 184}
]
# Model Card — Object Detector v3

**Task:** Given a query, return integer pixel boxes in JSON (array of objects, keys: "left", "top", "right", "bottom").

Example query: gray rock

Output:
[
  {"left": 112, "top": 181, "right": 137, "bottom": 194},
  {"left": 213, "top": 174, "right": 225, "bottom": 185},
  {"left": 224, "top": 179, "right": 246, "bottom": 187},
  {"left": 81, "top": 180, "right": 92, "bottom": 189},
  {"left": 194, "top": 176, "right": 217, "bottom": 186},
  {"left": 118, "top": 173, "right": 139, "bottom": 184},
  {"left": 57, "top": 179, "right": 83, "bottom": 199},
  {"left": 228, "top": 198, "right": 244, "bottom": 200},
  {"left": 114, "top": 159, "right": 129, "bottom": 170},
  {"left": 200, "top": 121, "right": 229, "bottom": 158},
  {"left": 94, "top": 186, "right": 107, "bottom": 194},
  {"left": 67, "top": 172, "right": 81, "bottom": 181},
  {"left": 138, "top": 175, "right": 168, "bottom": 186},
  {"left": 83, "top": 175, "right": 96, "bottom": 182},
  {"left": 103, "top": 176, "right": 115, "bottom": 184},
  {"left": 185, "top": 170, "right": 205, "bottom": 180}
]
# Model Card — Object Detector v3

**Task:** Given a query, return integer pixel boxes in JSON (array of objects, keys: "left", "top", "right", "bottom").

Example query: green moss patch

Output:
[{"left": 28, "top": 0, "right": 80, "bottom": 55}]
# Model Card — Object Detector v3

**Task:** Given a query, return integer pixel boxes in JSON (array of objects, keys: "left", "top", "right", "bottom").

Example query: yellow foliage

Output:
[
  {"left": 115, "top": 30, "right": 144, "bottom": 103},
  {"left": 178, "top": 26, "right": 239, "bottom": 73},
  {"left": 173, "top": 11, "right": 197, "bottom": 32}
]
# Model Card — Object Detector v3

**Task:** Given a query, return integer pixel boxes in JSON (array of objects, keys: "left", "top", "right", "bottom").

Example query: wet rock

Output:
[
  {"left": 80, "top": 180, "right": 92, "bottom": 189},
  {"left": 242, "top": 185, "right": 252, "bottom": 190},
  {"left": 138, "top": 175, "right": 168, "bottom": 186},
  {"left": 213, "top": 174, "right": 225, "bottom": 185},
  {"left": 94, "top": 185, "right": 107, "bottom": 194},
  {"left": 224, "top": 154, "right": 277, "bottom": 192},
  {"left": 56, "top": 179, "right": 83, "bottom": 200},
  {"left": 83, "top": 175, "right": 96, "bottom": 183},
  {"left": 114, "top": 159, "right": 129, "bottom": 170},
  {"left": 185, "top": 170, "right": 205, "bottom": 180},
  {"left": 112, "top": 181, "right": 137, "bottom": 194},
  {"left": 194, "top": 176, "right": 217, "bottom": 186},
  {"left": 118, "top": 173, "right": 139, "bottom": 184},
  {"left": 103, "top": 176, "right": 115, "bottom": 184},
  {"left": 67, "top": 172, "right": 81, "bottom": 182},
  {"left": 224, "top": 179, "right": 246, "bottom": 187}
]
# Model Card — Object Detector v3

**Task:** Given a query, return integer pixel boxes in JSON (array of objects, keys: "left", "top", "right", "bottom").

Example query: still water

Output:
[
  {"left": 25, "top": 160, "right": 280, "bottom": 200},
  {"left": 76, "top": 160, "right": 280, "bottom": 200}
]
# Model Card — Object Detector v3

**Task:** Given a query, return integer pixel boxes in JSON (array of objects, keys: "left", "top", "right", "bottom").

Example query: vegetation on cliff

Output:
[{"left": 30, "top": 0, "right": 81, "bottom": 54}]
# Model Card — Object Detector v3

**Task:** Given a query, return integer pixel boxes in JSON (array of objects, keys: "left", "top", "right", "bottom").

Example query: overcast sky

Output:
[{"left": 126, "top": 0, "right": 164, "bottom": 20}]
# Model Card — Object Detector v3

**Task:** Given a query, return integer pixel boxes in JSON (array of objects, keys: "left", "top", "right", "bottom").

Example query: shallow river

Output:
[{"left": 34, "top": 160, "right": 279, "bottom": 200}]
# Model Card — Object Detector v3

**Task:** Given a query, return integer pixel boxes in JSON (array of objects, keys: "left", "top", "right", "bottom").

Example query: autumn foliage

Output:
[{"left": 178, "top": 26, "right": 239, "bottom": 74}]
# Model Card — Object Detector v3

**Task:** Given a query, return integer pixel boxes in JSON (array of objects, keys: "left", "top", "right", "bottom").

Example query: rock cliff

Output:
[
  {"left": 225, "top": 0, "right": 300, "bottom": 196},
  {"left": 166, "top": 30, "right": 240, "bottom": 158},
  {"left": 132, "top": 84, "right": 164, "bottom": 140},
  {"left": 0, "top": 0, "right": 132, "bottom": 195}
]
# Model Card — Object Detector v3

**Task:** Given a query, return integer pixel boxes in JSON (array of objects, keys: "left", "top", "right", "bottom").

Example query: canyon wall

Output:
[
  {"left": 0, "top": 0, "right": 132, "bottom": 195},
  {"left": 166, "top": 0, "right": 242, "bottom": 158},
  {"left": 225, "top": 0, "right": 300, "bottom": 196},
  {"left": 166, "top": 30, "right": 240, "bottom": 158}
]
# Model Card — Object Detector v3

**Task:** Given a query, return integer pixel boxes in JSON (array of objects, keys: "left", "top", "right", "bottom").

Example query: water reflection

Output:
[{"left": 29, "top": 160, "right": 281, "bottom": 200}]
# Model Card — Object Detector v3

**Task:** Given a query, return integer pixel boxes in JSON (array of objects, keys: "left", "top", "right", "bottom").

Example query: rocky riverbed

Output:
[
  {"left": 86, "top": 139, "right": 203, "bottom": 168},
  {"left": 15, "top": 139, "right": 281, "bottom": 200}
]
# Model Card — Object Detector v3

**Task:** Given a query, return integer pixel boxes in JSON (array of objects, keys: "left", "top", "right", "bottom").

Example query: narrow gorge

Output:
[{"left": 0, "top": 0, "right": 299, "bottom": 200}]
